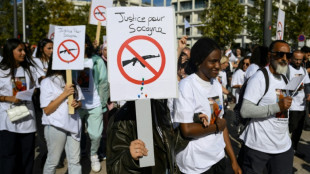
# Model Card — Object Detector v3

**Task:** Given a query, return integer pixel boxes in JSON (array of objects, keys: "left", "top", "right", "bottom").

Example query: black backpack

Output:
[
  {"left": 234, "top": 68, "right": 288, "bottom": 135},
  {"left": 234, "top": 68, "right": 269, "bottom": 135}
]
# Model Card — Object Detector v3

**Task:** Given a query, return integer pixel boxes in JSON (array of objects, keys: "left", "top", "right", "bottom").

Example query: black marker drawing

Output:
[{"left": 122, "top": 54, "right": 160, "bottom": 67}]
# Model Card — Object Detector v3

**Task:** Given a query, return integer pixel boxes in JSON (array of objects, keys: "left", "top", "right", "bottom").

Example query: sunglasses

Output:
[
  {"left": 271, "top": 51, "right": 293, "bottom": 59},
  {"left": 244, "top": 63, "right": 250, "bottom": 66}
]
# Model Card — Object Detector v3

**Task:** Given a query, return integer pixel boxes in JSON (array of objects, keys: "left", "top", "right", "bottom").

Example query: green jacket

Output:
[{"left": 92, "top": 55, "right": 109, "bottom": 112}]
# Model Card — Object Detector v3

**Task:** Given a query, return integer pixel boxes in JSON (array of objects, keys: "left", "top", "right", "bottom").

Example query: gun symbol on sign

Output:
[
  {"left": 60, "top": 49, "right": 77, "bottom": 54},
  {"left": 95, "top": 12, "right": 105, "bottom": 15},
  {"left": 122, "top": 54, "right": 160, "bottom": 67}
]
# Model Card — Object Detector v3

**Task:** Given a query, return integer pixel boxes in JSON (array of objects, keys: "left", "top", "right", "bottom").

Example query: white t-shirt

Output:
[
  {"left": 240, "top": 66, "right": 291, "bottom": 154},
  {"left": 0, "top": 66, "right": 38, "bottom": 133},
  {"left": 76, "top": 58, "right": 101, "bottom": 109},
  {"left": 231, "top": 69, "right": 245, "bottom": 102},
  {"left": 40, "top": 75, "right": 84, "bottom": 141},
  {"left": 33, "top": 57, "right": 48, "bottom": 78},
  {"left": 174, "top": 74, "right": 225, "bottom": 174},
  {"left": 245, "top": 64, "right": 259, "bottom": 80},
  {"left": 288, "top": 65, "right": 310, "bottom": 111},
  {"left": 218, "top": 70, "right": 227, "bottom": 88}
]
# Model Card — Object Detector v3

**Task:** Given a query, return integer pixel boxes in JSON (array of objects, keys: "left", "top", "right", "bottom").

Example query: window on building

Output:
[
  {"left": 248, "top": 0, "right": 254, "bottom": 5},
  {"left": 180, "top": 1, "right": 192, "bottom": 10},
  {"left": 166, "top": 0, "right": 172, "bottom": 6},
  {"left": 142, "top": 0, "right": 151, "bottom": 5},
  {"left": 185, "top": 28, "right": 190, "bottom": 35},
  {"left": 173, "top": 3, "right": 177, "bottom": 11},
  {"left": 195, "top": 0, "right": 207, "bottom": 9},
  {"left": 239, "top": 0, "right": 245, "bottom": 3},
  {"left": 153, "top": 0, "right": 164, "bottom": 6}
]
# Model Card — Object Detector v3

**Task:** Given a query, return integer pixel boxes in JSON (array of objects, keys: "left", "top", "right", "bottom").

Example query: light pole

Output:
[
  {"left": 13, "top": 0, "right": 18, "bottom": 38},
  {"left": 263, "top": 0, "right": 272, "bottom": 47}
]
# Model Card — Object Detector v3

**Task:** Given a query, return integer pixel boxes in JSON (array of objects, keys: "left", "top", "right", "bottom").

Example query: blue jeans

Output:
[{"left": 43, "top": 125, "right": 81, "bottom": 174}]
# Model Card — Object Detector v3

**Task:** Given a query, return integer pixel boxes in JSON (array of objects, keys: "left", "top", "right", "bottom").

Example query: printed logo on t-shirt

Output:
[
  {"left": 77, "top": 69, "right": 90, "bottom": 92},
  {"left": 12, "top": 77, "right": 27, "bottom": 96},
  {"left": 295, "top": 74, "right": 302, "bottom": 77},
  {"left": 275, "top": 89, "right": 288, "bottom": 118},
  {"left": 208, "top": 96, "right": 222, "bottom": 124}
]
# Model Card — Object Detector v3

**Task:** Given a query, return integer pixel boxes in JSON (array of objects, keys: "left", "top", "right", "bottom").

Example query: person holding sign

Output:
[
  {"left": 40, "top": 57, "right": 84, "bottom": 174},
  {"left": 239, "top": 40, "right": 293, "bottom": 173},
  {"left": 76, "top": 35, "right": 109, "bottom": 173},
  {"left": 173, "top": 37, "right": 241, "bottom": 174},
  {"left": 32, "top": 38, "right": 54, "bottom": 167},
  {"left": 0, "top": 39, "right": 38, "bottom": 174},
  {"left": 106, "top": 100, "right": 176, "bottom": 174},
  {"left": 287, "top": 50, "right": 310, "bottom": 158}
]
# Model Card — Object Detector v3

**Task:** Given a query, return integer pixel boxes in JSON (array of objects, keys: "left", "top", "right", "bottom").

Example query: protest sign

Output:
[
  {"left": 107, "top": 7, "right": 177, "bottom": 101},
  {"left": 276, "top": 9, "right": 285, "bottom": 40},
  {"left": 89, "top": 0, "right": 113, "bottom": 26}
]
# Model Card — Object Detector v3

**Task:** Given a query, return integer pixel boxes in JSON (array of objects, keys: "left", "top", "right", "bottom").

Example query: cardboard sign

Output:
[
  {"left": 48, "top": 24, "right": 56, "bottom": 41},
  {"left": 276, "top": 9, "right": 285, "bottom": 40},
  {"left": 107, "top": 7, "right": 177, "bottom": 101},
  {"left": 52, "top": 26, "right": 85, "bottom": 70},
  {"left": 89, "top": 0, "right": 113, "bottom": 26}
]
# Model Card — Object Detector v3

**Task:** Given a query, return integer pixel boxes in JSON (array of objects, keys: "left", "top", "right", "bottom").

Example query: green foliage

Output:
[
  {"left": 0, "top": 0, "right": 106, "bottom": 46},
  {"left": 285, "top": 0, "right": 310, "bottom": 47},
  {"left": 200, "top": 0, "right": 244, "bottom": 48},
  {"left": 0, "top": 1, "right": 14, "bottom": 45},
  {"left": 245, "top": 0, "right": 278, "bottom": 45}
]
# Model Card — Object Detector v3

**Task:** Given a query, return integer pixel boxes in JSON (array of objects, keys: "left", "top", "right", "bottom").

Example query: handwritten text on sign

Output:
[
  {"left": 115, "top": 12, "right": 166, "bottom": 36},
  {"left": 52, "top": 25, "right": 85, "bottom": 70},
  {"left": 107, "top": 7, "right": 178, "bottom": 101}
]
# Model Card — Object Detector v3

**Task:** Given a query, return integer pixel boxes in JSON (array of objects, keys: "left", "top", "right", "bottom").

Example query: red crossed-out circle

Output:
[
  {"left": 57, "top": 39, "right": 80, "bottom": 63},
  {"left": 117, "top": 35, "right": 166, "bottom": 85},
  {"left": 93, "top": 5, "right": 106, "bottom": 21},
  {"left": 49, "top": 32, "right": 54, "bottom": 40}
]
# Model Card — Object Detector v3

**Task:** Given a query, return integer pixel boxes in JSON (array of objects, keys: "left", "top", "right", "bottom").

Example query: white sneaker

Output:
[{"left": 91, "top": 155, "right": 101, "bottom": 172}]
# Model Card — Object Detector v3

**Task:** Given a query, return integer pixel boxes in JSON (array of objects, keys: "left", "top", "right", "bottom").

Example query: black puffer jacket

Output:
[{"left": 106, "top": 100, "right": 178, "bottom": 174}]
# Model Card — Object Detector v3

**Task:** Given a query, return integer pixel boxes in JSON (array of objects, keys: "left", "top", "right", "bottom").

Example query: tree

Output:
[
  {"left": 245, "top": 0, "right": 278, "bottom": 46},
  {"left": 200, "top": 0, "right": 244, "bottom": 48},
  {"left": 0, "top": 1, "right": 14, "bottom": 45},
  {"left": 285, "top": 0, "right": 310, "bottom": 47}
]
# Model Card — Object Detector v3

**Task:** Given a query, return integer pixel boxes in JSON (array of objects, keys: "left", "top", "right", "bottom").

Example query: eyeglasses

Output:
[{"left": 271, "top": 51, "right": 293, "bottom": 59}]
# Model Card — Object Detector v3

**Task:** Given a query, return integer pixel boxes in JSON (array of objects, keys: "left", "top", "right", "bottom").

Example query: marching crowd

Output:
[{"left": 1, "top": 34, "right": 310, "bottom": 174}]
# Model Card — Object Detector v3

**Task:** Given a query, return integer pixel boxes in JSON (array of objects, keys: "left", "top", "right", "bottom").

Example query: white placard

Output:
[
  {"left": 16, "top": 88, "right": 35, "bottom": 101},
  {"left": 107, "top": 7, "right": 178, "bottom": 101},
  {"left": 89, "top": 0, "right": 113, "bottom": 26},
  {"left": 52, "top": 26, "right": 85, "bottom": 70},
  {"left": 48, "top": 24, "right": 56, "bottom": 41},
  {"left": 284, "top": 75, "right": 306, "bottom": 96},
  {"left": 276, "top": 9, "right": 285, "bottom": 40}
]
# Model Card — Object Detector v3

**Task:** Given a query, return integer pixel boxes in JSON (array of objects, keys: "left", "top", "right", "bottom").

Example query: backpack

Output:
[{"left": 234, "top": 68, "right": 288, "bottom": 135}]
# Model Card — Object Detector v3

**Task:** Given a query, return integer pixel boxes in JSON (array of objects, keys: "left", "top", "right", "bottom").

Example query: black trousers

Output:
[
  {"left": 242, "top": 145, "right": 293, "bottom": 174},
  {"left": 289, "top": 110, "right": 306, "bottom": 150},
  {"left": 0, "top": 130, "right": 35, "bottom": 174}
]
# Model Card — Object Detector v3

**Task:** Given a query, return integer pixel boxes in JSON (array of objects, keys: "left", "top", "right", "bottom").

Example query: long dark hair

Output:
[
  {"left": 0, "top": 38, "right": 35, "bottom": 83},
  {"left": 36, "top": 38, "right": 53, "bottom": 60},
  {"left": 44, "top": 56, "right": 80, "bottom": 99},
  {"left": 185, "top": 37, "right": 220, "bottom": 75},
  {"left": 250, "top": 46, "right": 268, "bottom": 67},
  {"left": 45, "top": 56, "right": 66, "bottom": 83},
  {"left": 236, "top": 56, "right": 250, "bottom": 72},
  {"left": 85, "top": 34, "right": 95, "bottom": 58}
]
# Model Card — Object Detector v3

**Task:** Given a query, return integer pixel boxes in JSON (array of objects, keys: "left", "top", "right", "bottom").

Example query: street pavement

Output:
[{"left": 33, "top": 104, "right": 310, "bottom": 174}]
